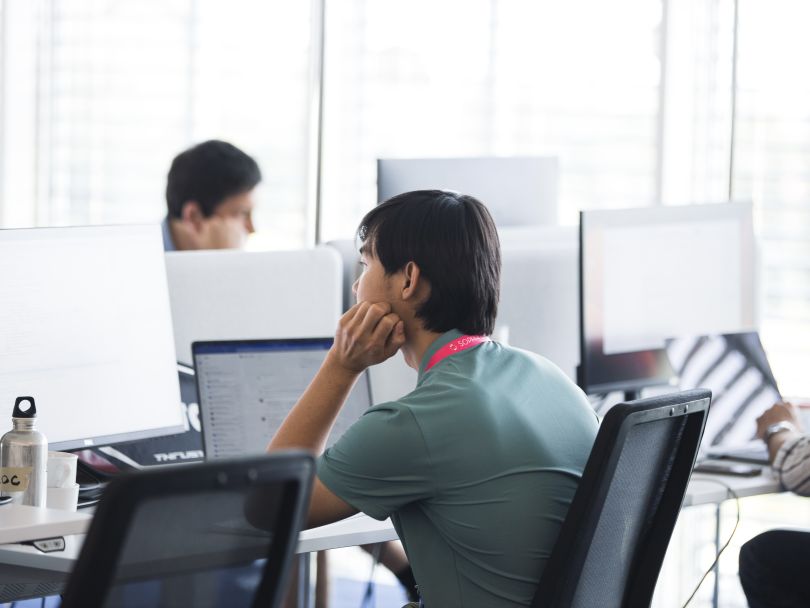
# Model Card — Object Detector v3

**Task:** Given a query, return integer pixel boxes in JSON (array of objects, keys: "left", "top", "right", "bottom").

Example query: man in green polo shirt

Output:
[{"left": 269, "top": 190, "right": 598, "bottom": 607}]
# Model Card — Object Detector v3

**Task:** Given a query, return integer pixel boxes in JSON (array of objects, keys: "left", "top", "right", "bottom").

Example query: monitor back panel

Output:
[
  {"left": 194, "top": 339, "right": 372, "bottom": 459},
  {"left": 377, "top": 157, "right": 559, "bottom": 227},
  {"left": 166, "top": 247, "right": 342, "bottom": 365}
]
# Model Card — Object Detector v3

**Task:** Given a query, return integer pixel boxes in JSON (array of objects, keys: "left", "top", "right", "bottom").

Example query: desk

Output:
[
  {"left": 0, "top": 513, "right": 399, "bottom": 603},
  {"left": 683, "top": 469, "right": 781, "bottom": 608},
  {"left": 0, "top": 512, "right": 398, "bottom": 574},
  {"left": 685, "top": 469, "right": 780, "bottom": 506},
  {"left": 0, "top": 470, "right": 780, "bottom": 603}
]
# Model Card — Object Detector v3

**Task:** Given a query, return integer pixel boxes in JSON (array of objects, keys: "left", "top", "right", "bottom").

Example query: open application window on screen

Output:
[
  {"left": 0, "top": 225, "right": 185, "bottom": 449},
  {"left": 194, "top": 339, "right": 374, "bottom": 460}
]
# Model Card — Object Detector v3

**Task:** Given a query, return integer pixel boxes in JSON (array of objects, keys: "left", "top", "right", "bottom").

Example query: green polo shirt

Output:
[{"left": 318, "top": 329, "right": 598, "bottom": 607}]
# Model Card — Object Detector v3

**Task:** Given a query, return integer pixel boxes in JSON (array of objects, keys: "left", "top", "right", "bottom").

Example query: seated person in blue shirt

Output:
[
  {"left": 162, "top": 140, "right": 417, "bottom": 603},
  {"left": 162, "top": 139, "right": 261, "bottom": 252},
  {"left": 268, "top": 189, "right": 599, "bottom": 607}
]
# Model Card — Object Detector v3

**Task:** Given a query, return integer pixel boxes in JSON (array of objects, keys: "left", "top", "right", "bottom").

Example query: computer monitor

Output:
[
  {"left": 578, "top": 202, "right": 756, "bottom": 397},
  {"left": 193, "top": 339, "right": 373, "bottom": 459},
  {"left": 377, "top": 157, "right": 559, "bottom": 226},
  {"left": 0, "top": 225, "right": 186, "bottom": 450}
]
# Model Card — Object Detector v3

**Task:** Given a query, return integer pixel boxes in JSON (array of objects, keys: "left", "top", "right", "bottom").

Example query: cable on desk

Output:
[{"left": 680, "top": 478, "right": 741, "bottom": 608}]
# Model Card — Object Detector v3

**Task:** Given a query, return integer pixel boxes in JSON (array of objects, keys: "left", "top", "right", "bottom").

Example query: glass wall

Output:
[
  {"left": 3, "top": 0, "right": 810, "bottom": 390},
  {"left": 0, "top": 0, "right": 317, "bottom": 248}
]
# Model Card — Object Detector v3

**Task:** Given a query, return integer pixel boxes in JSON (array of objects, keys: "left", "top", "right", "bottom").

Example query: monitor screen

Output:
[
  {"left": 377, "top": 157, "right": 559, "bottom": 226},
  {"left": 194, "top": 339, "right": 373, "bottom": 459},
  {"left": 578, "top": 202, "right": 756, "bottom": 395},
  {"left": 0, "top": 225, "right": 186, "bottom": 449}
]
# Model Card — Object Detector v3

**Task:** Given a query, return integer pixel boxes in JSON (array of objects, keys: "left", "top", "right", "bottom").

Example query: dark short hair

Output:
[
  {"left": 165, "top": 140, "right": 262, "bottom": 218},
  {"left": 358, "top": 190, "right": 501, "bottom": 335}
]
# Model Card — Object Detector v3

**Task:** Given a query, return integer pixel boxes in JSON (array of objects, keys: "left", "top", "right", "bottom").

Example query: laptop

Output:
[
  {"left": 193, "top": 338, "right": 374, "bottom": 460},
  {"left": 665, "top": 331, "right": 781, "bottom": 464}
]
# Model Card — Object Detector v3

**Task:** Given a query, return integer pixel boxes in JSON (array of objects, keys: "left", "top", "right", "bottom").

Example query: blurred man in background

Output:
[{"left": 162, "top": 139, "right": 261, "bottom": 251}]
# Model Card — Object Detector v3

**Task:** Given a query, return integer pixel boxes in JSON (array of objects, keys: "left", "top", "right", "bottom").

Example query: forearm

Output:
[
  {"left": 772, "top": 433, "right": 810, "bottom": 496},
  {"left": 269, "top": 301, "right": 402, "bottom": 454},
  {"left": 268, "top": 354, "right": 360, "bottom": 454},
  {"left": 768, "top": 430, "right": 801, "bottom": 463}
]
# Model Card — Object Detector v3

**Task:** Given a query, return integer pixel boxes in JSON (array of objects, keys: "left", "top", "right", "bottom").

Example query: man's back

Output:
[{"left": 319, "top": 331, "right": 599, "bottom": 607}]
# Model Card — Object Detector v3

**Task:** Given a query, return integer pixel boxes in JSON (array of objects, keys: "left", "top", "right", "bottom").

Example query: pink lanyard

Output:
[{"left": 424, "top": 335, "right": 490, "bottom": 372}]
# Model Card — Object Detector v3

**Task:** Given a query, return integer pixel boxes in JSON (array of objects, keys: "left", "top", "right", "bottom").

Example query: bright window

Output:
[
  {"left": 319, "top": 0, "right": 663, "bottom": 242},
  {"left": 0, "top": 0, "right": 317, "bottom": 249}
]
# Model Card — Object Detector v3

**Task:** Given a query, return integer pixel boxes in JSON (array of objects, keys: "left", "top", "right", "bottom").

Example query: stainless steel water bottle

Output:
[{"left": 0, "top": 396, "right": 48, "bottom": 507}]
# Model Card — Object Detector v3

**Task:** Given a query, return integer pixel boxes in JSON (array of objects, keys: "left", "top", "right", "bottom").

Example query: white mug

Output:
[
  {"left": 46, "top": 483, "right": 80, "bottom": 512},
  {"left": 47, "top": 451, "right": 78, "bottom": 489}
]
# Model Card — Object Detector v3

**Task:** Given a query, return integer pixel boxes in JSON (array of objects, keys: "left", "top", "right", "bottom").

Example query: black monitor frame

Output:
[
  {"left": 577, "top": 203, "right": 755, "bottom": 399},
  {"left": 577, "top": 211, "right": 675, "bottom": 399}
]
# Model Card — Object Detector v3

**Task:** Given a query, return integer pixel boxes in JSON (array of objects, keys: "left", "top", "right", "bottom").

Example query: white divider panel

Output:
[
  {"left": 498, "top": 225, "right": 579, "bottom": 380},
  {"left": 166, "top": 247, "right": 343, "bottom": 364}
]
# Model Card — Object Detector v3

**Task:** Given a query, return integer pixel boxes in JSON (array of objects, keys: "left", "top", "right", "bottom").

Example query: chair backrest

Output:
[
  {"left": 61, "top": 452, "right": 314, "bottom": 608},
  {"left": 532, "top": 389, "right": 711, "bottom": 608}
]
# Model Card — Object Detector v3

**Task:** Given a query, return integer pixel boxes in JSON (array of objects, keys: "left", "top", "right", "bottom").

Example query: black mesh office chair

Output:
[
  {"left": 61, "top": 451, "right": 314, "bottom": 608},
  {"left": 532, "top": 389, "right": 711, "bottom": 608}
]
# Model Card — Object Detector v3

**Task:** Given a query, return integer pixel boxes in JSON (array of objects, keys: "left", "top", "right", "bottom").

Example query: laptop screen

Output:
[
  {"left": 193, "top": 338, "right": 374, "bottom": 460},
  {"left": 665, "top": 331, "right": 781, "bottom": 452}
]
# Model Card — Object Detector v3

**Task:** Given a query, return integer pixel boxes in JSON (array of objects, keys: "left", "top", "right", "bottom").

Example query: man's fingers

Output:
[
  {"left": 384, "top": 320, "right": 406, "bottom": 357},
  {"left": 339, "top": 302, "right": 369, "bottom": 332},
  {"left": 333, "top": 302, "right": 402, "bottom": 371},
  {"left": 369, "top": 312, "right": 400, "bottom": 346},
  {"left": 357, "top": 302, "right": 392, "bottom": 337}
]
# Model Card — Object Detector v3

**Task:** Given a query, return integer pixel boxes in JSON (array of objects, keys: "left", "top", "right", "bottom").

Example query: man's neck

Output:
[
  {"left": 168, "top": 219, "right": 200, "bottom": 251},
  {"left": 401, "top": 327, "right": 445, "bottom": 370}
]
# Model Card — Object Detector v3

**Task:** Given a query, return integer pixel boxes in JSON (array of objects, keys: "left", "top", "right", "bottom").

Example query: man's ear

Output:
[
  {"left": 180, "top": 201, "right": 205, "bottom": 231},
  {"left": 401, "top": 261, "right": 423, "bottom": 301}
]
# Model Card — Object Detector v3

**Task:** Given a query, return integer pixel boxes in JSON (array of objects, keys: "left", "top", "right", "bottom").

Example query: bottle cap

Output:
[{"left": 13, "top": 396, "right": 37, "bottom": 419}]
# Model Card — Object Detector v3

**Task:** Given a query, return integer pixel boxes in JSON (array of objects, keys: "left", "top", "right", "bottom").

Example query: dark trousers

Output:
[{"left": 739, "top": 529, "right": 810, "bottom": 608}]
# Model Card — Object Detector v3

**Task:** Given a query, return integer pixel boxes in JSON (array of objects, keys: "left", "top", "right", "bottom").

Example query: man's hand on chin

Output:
[{"left": 329, "top": 301, "right": 406, "bottom": 373}]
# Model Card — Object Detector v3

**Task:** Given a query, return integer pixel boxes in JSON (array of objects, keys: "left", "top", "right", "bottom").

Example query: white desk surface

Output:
[
  {"left": 0, "top": 470, "right": 780, "bottom": 574},
  {"left": 684, "top": 468, "right": 780, "bottom": 507},
  {"left": 0, "top": 505, "right": 91, "bottom": 545},
  {"left": 0, "top": 511, "right": 398, "bottom": 573}
]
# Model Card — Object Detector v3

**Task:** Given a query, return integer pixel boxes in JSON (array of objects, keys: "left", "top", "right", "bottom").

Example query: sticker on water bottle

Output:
[{"left": 0, "top": 467, "right": 31, "bottom": 492}]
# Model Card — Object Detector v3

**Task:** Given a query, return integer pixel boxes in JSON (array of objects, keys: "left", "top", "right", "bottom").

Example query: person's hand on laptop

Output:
[
  {"left": 329, "top": 302, "right": 405, "bottom": 374},
  {"left": 757, "top": 402, "right": 803, "bottom": 438},
  {"left": 757, "top": 401, "right": 804, "bottom": 462}
]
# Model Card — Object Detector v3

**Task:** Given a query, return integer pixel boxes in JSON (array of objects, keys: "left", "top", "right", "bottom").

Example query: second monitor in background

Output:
[
  {"left": 377, "top": 157, "right": 559, "bottom": 226},
  {"left": 578, "top": 202, "right": 757, "bottom": 399}
]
